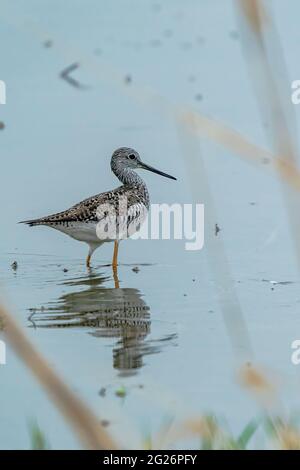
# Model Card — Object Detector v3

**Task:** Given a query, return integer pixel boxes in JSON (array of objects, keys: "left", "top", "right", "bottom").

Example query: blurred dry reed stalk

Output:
[
  {"left": 153, "top": 416, "right": 221, "bottom": 450},
  {"left": 234, "top": 1, "right": 300, "bottom": 444},
  {"left": 238, "top": 362, "right": 278, "bottom": 411},
  {"left": 177, "top": 110, "right": 254, "bottom": 364},
  {"left": 0, "top": 303, "right": 118, "bottom": 450},
  {"left": 236, "top": 0, "right": 300, "bottom": 266},
  {"left": 275, "top": 425, "right": 300, "bottom": 450},
  {"left": 152, "top": 414, "right": 265, "bottom": 450}
]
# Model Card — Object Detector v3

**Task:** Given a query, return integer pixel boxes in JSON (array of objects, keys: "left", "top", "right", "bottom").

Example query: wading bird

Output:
[{"left": 21, "top": 147, "right": 176, "bottom": 270}]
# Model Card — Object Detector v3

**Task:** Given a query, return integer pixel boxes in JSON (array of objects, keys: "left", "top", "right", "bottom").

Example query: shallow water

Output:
[{"left": 1, "top": 0, "right": 300, "bottom": 449}]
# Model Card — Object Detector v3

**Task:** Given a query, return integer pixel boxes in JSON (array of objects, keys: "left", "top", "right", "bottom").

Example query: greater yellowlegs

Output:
[{"left": 21, "top": 147, "right": 176, "bottom": 269}]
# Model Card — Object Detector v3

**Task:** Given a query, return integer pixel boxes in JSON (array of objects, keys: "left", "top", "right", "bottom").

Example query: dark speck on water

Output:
[
  {"left": 132, "top": 266, "right": 140, "bottom": 273},
  {"left": 11, "top": 261, "right": 18, "bottom": 271},
  {"left": 124, "top": 75, "right": 132, "bottom": 84},
  {"left": 100, "top": 419, "right": 110, "bottom": 427},
  {"left": 0, "top": 122, "right": 5, "bottom": 130},
  {"left": 215, "top": 224, "right": 221, "bottom": 236},
  {"left": 99, "top": 387, "right": 106, "bottom": 397},
  {"left": 43, "top": 40, "right": 53, "bottom": 48}
]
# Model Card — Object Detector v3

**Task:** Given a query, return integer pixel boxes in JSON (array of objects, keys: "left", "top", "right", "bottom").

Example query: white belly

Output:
[
  {"left": 50, "top": 222, "right": 104, "bottom": 244},
  {"left": 49, "top": 208, "right": 148, "bottom": 244}
]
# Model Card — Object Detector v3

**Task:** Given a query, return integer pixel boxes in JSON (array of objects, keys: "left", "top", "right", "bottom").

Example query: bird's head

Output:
[{"left": 111, "top": 147, "right": 177, "bottom": 180}]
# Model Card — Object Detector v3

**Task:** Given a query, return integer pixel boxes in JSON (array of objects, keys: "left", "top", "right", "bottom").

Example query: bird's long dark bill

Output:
[{"left": 140, "top": 162, "right": 177, "bottom": 180}]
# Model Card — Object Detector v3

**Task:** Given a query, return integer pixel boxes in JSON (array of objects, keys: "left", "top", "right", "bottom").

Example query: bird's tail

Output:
[{"left": 19, "top": 218, "right": 48, "bottom": 227}]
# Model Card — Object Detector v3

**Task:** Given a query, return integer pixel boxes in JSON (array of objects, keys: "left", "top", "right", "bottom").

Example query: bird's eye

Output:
[{"left": 128, "top": 154, "right": 136, "bottom": 160}]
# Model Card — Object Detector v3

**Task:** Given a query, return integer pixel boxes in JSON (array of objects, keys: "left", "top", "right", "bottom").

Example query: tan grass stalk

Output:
[{"left": 0, "top": 303, "right": 118, "bottom": 450}]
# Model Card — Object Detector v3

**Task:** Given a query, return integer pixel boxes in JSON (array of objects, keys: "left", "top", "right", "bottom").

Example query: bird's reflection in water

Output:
[{"left": 29, "top": 269, "right": 176, "bottom": 376}]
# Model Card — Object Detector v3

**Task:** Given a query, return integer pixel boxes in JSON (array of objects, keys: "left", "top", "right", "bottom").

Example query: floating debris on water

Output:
[
  {"left": 43, "top": 40, "right": 53, "bottom": 48},
  {"left": 195, "top": 93, "right": 203, "bottom": 101},
  {"left": 262, "top": 279, "right": 293, "bottom": 286},
  {"left": 99, "top": 387, "right": 106, "bottom": 397},
  {"left": 215, "top": 224, "right": 221, "bottom": 236},
  {"left": 115, "top": 386, "right": 127, "bottom": 398},
  {"left": 63, "top": 268, "right": 68, "bottom": 273},
  {"left": 0, "top": 122, "right": 5, "bottom": 130},
  {"left": 124, "top": 74, "right": 132, "bottom": 84},
  {"left": 60, "top": 62, "right": 89, "bottom": 90},
  {"left": 100, "top": 419, "right": 110, "bottom": 427},
  {"left": 132, "top": 266, "right": 140, "bottom": 273},
  {"left": 11, "top": 261, "right": 18, "bottom": 271}
]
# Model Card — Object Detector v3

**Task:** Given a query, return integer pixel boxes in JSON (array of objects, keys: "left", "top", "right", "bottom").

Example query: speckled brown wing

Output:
[
  {"left": 20, "top": 190, "right": 117, "bottom": 226},
  {"left": 20, "top": 184, "right": 148, "bottom": 227}
]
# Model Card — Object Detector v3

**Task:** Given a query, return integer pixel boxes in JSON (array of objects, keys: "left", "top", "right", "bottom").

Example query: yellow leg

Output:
[
  {"left": 86, "top": 254, "right": 91, "bottom": 268},
  {"left": 111, "top": 241, "right": 120, "bottom": 288},
  {"left": 112, "top": 240, "right": 119, "bottom": 269},
  {"left": 113, "top": 266, "right": 120, "bottom": 289}
]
